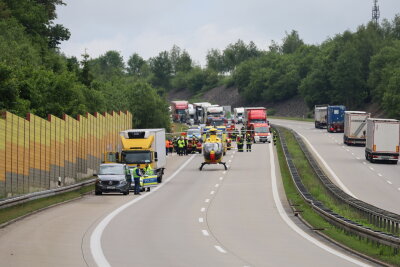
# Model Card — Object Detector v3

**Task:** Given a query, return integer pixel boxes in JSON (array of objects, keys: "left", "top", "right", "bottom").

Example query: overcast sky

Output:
[{"left": 56, "top": 0, "right": 399, "bottom": 66}]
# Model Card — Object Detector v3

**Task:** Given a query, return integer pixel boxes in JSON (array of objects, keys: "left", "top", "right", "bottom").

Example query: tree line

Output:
[{"left": 1, "top": 0, "right": 399, "bottom": 128}]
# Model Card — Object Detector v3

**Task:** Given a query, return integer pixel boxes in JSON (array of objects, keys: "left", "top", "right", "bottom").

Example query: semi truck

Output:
[
  {"left": 171, "top": 101, "right": 189, "bottom": 122},
  {"left": 365, "top": 119, "right": 399, "bottom": 164},
  {"left": 327, "top": 105, "right": 346, "bottom": 133},
  {"left": 186, "top": 104, "right": 195, "bottom": 125},
  {"left": 343, "top": 111, "right": 370, "bottom": 146},
  {"left": 314, "top": 105, "right": 328, "bottom": 128},
  {"left": 233, "top": 107, "right": 245, "bottom": 124},
  {"left": 193, "top": 102, "right": 211, "bottom": 124},
  {"left": 205, "top": 105, "right": 225, "bottom": 125},
  {"left": 244, "top": 107, "right": 267, "bottom": 129},
  {"left": 119, "top": 129, "right": 166, "bottom": 183}
]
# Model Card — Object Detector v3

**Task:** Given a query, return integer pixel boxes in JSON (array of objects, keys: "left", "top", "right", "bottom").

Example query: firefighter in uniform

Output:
[
  {"left": 237, "top": 136, "right": 244, "bottom": 152},
  {"left": 245, "top": 133, "right": 252, "bottom": 152}
]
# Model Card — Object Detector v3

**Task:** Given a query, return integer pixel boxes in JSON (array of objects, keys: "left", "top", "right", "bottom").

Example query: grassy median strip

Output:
[
  {"left": 275, "top": 127, "right": 400, "bottom": 266},
  {"left": 0, "top": 184, "right": 94, "bottom": 226},
  {"left": 269, "top": 116, "right": 314, "bottom": 122}
]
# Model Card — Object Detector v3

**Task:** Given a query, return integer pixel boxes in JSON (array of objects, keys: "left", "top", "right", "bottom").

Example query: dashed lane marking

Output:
[
  {"left": 387, "top": 181, "right": 393, "bottom": 185},
  {"left": 201, "top": 207, "right": 206, "bottom": 212},
  {"left": 199, "top": 218, "right": 204, "bottom": 223},
  {"left": 219, "top": 177, "right": 223, "bottom": 181},
  {"left": 205, "top": 199, "right": 210, "bottom": 203},
  {"left": 215, "top": 184, "right": 219, "bottom": 188},
  {"left": 210, "top": 191, "right": 215, "bottom": 195},
  {"left": 214, "top": 245, "right": 227, "bottom": 253},
  {"left": 202, "top": 230, "right": 209, "bottom": 236},
  {"left": 378, "top": 173, "right": 383, "bottom": 177}
]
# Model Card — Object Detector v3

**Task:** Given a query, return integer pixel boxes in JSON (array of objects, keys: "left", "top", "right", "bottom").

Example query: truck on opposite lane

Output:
[
  {"left": 343, "top": 111, "right": 370, "bottom": 146},
  {"left": 365, "top": 118, "right": 399, "bottom": 164},
  {"left": 327, "top": 105, "right": 346, "bottom": 133},
  {"left": 314, "top": 105, "right": 328, "bottom": 129}
]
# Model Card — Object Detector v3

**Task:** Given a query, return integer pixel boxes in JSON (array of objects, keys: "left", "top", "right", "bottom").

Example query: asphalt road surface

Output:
[
  {"left": 271, "top": 119, "right": 400, "bottom": 215},
  {"left": 0, "top": 139, "right": 373, "bottom": 266}
]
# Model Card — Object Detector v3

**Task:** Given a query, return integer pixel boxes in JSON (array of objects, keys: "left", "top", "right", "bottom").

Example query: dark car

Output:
[{"left": 95, "top": 163, "right": 131, "bottom": 195}]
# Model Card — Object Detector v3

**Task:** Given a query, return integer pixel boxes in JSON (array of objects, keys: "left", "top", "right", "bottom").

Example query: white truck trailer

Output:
[
  {"left": 343, "top": 111, "right": 370, "bottom": 146},
  {"left": 365, "top": 119, "right": 399, "bottom": 164},
  {"left": 234, "top": 107, "right": 245, "bottom": 124},
  {"left": 314, "top": 105, "right": 328, "bottom": 128}
]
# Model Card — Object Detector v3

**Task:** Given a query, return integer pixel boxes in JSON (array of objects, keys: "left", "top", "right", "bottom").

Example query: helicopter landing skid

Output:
[{"left": 199, "top": 162, "right": 228, "bottom": 171}]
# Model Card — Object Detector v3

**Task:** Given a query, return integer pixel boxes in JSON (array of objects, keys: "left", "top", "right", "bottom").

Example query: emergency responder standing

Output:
[
  {"left": 178, "top": 137, "right": 185, "bottom": 156},
  {"left": 240, "top": 126, "right": 246, "bottom": 138},
  {"left": 245, "top": 133, "right": 252, "bottom": 152},
  {"left": 132, "top": 164, "right": 142, "bottom": 195},
  {"left": 168, "top": 139, "right": 173, "bottom": 154},
  {"left": 237, "top": 136, "right": 244, "bottom": 152},
  {"left": 165, "top": 139, "right": 169, "bottom": 155},
  {"left": 144, "top": 163, "right": 153, "bottom": 192},
  {"left": 184, "top": 137, "right": 188, "bottom": 155},
  {"left": 173, "top": 137, "right": 178, "bottom": 153}
]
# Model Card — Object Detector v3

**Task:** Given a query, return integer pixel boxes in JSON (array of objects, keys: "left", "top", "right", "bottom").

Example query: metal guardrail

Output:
[
  {"left": 274, "top": 125, "right": 400, "bottom": 250},
  {"left": 0, "top": 179, "right": 96, "bottom": 209}
]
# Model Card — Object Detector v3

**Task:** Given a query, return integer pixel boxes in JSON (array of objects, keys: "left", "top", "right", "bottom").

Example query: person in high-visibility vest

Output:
[
  {"left": 168, "top": 139, "right": 173, "bottom": 154},
  {"left": 178, "top": 137, "right": 185, "bottom": 156},
  {"left": 143, "top": 163, "right": 153, "bottom": 192},
  {"left": 165, "top": 139, "right": 169, "bottom": 155},
  {"left": 131, "top": 164, "right": 143, "bottom": 195}
]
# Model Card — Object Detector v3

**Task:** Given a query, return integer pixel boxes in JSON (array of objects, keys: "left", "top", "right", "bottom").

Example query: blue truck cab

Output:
[{"left": 327, "top": 105, "right": 346, "bottom": 133}]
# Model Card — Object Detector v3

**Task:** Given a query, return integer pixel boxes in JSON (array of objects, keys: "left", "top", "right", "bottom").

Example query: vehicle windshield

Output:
[
  {"left": 211, "top": 120, "right": 225, "bottom": 126},
  {"left": 176, "top": 109, "right": 186, "bottom": 115},
  {"left": 203, "top": 143, "right": 223, "bottom": 153},
  {"left": 208, "top": 112, "right": 223, "bottom": 117},
  {"left": 237, "top": 113, "right": 243, "bottom": 116},
  {"left": 250, "top": 119, "right": 266, "bottom": 123},
  {"left": 188, "top": 129, "right": 200, "bottom": 136},
  {"left": 121, "top": 151, "right": 152, "bottom": 164},
  {"left": 255, "top": 127, "right": 269, "bottom": 133},
  {"left": 99, "top": 165, "right": 125, "bottom": 175}
]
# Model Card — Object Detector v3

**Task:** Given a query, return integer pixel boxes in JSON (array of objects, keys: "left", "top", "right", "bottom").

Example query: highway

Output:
[
  {"left": 0, "top": 136, "right": 373, "bottom": 267},
  {"left": 271, "top": 119, "right": 400, "bottom": 215}
]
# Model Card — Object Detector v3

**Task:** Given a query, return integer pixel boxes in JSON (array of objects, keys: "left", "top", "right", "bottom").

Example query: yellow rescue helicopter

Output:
[{"left": 199, "top": 128, "right": 228, "bottom": 171}]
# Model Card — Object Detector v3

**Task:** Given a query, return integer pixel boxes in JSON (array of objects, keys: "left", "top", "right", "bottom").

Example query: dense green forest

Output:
[{"left": 1, "top": 0, "right": 399, "bottom": 128}]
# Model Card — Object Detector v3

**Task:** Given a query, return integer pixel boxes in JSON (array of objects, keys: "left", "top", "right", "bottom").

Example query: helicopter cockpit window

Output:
[{"left": 203, "top": 143, "right": 222, "bottom": 153}]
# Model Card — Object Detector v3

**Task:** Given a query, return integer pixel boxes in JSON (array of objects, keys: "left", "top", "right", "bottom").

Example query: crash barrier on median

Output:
[
  {"left": 274, "top": 125, "right": 400, "bottom": 251},
  {"left": 0, "top": 111, "right": 132, "bottom": 199},
  {"left": 0, "top": 178, "right": 96, "bottom": 209}
]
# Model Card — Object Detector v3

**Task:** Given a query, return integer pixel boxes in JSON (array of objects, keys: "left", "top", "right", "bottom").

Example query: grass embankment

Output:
[
  {"left": 269, "top": 116, "right": 314, "bottom": 122},
  {"left": 275, "top": 127, "right": 400, "bottom": 266},
  {"left": 0, "top": 184, "right": 94, "bottom": 226},
  {"left": 170, "top": 123, "right": 189, "bottom": 136}
]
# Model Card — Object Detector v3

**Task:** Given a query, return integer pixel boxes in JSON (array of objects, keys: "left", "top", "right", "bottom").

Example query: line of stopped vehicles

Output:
[
  {"left": 93, "top": 102, "right": 399, "bottom": 196},
  {"left": 94, "top": 103, "right": 274, "bottom": 195}
]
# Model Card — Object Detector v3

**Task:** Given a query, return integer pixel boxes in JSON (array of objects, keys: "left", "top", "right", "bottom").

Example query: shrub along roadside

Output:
[
  {"left": 274, "top": 127, "right": 400, "bottom": 266},
  {"left": 0, "top": 185, "right": 94, "bottom": 227}
]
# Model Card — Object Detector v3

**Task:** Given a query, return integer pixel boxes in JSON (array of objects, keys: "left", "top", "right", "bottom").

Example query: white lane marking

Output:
[
  {"left": 356, "top": 157, "right": 360, "bottom": 160},
  {"left": 215, "top": 184, "right": 219, "bottom": 188},
  {"left": 222, "top": 171, "right": 227, "bottom": 174},
  {"left": 199, "top": 218, "right": 204, "bottom": 223},
  {"left": 363, "top": 162, "right": 367, "bottom": 165},
  {"left": 202, "top": 230, "right": 209, "bottom": 236},
  {"left": 219, "top": 177, "right": 223, "bottom": 181},
  {"left": 90, "top": 155, "right": 196, "bottom": 267},
  {"left": 205, "top": 199, "right": 210, "bottom": 203},
  {"left": 351, "top": 153, "right": 355, "bottom": 156},
  {"left": 214, "top": 245, "right": 227, "bottom": 253},
  {"left": 387, "top": 181, "right": 393, "bottom": 185},
  {"left": 231, "top": 155, "right": 234, "bottom": 158},
  {"left": 210, "top": 191, "right": 215, "bottom": 195},
  {"left": 268, "top": 144, "right": 368, "bottom": 266},
  {"left": 346, "top": 149, "right": 350, "bottom": 152},
  {"left": 369, "top": 167, "right": 374, "bottom": 171},
  {"left": 378, "top": 173, "right": 383, "bottom": 177},
  {"left": 398, "top": 188, "right": 400, "bottom": 191},
  {"left": 201, "top": 207, "right": 206, "bottom": 212},
  {"left": 228, "top": 160, "right": 232, "bottom": 163},
  {"left": 297, "top": 133, "right": 357, "bottom": 198}
]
